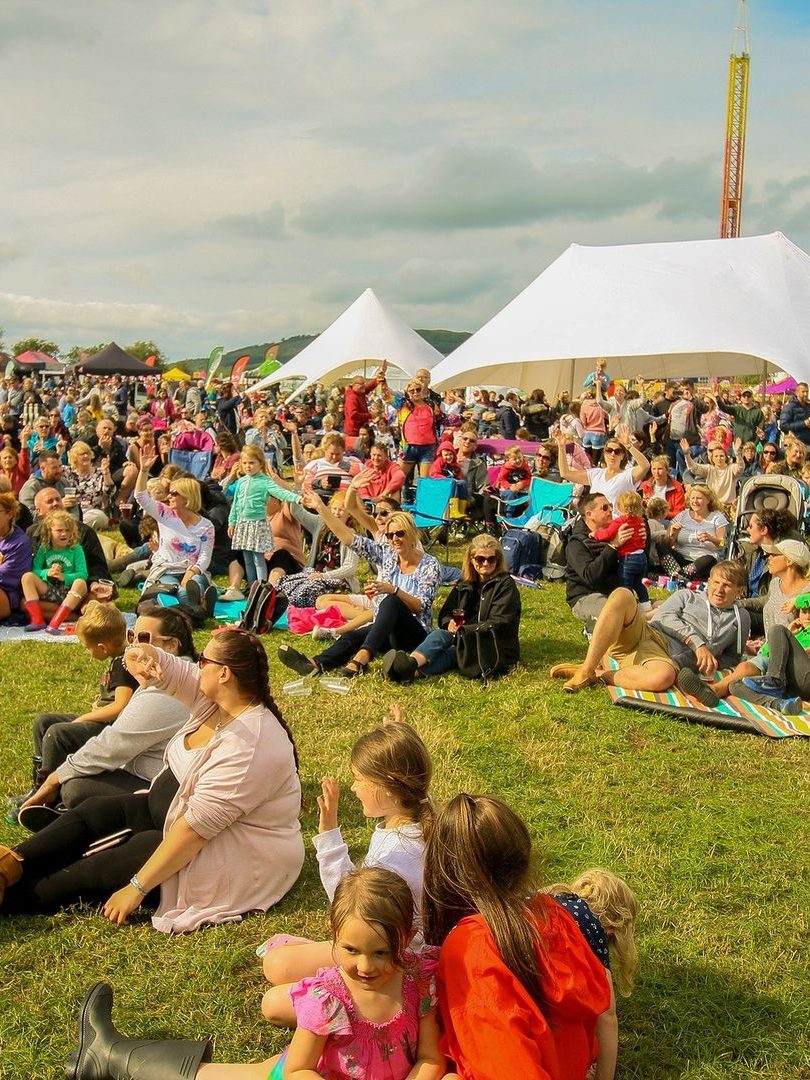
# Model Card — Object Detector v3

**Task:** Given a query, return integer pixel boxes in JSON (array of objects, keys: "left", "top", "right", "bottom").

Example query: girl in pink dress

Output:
[{"left": 64, "top": 867, "right": 444, "bottom": 1080}]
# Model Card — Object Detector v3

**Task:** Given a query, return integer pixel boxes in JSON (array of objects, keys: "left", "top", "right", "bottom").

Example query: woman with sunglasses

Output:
[
  {"left": 556, "top": 425, "right": 649, "bottom": 514},
  {"left": 134, "top": 449, "right": 215, "bottom": 607},
  {"left": 382, "top": 534, "right": 520, "bottom": 683},
  {"left": 0, "top": 628, "right": 303, "bottom": 933},
  {"left": 758, "top": 442, "right": 781, "bottom": 473},
  {"left": 279, "top": 492, "right": 440, "bottom": 678},
  {"left": 17, "top": 606, "right": 197, "bottom": 816},
  {"left": 307, "top": 495, "right": 402, "bottom": 641},
  {"left": 393, "top": 381, "right": 440, "bottom": 484}
]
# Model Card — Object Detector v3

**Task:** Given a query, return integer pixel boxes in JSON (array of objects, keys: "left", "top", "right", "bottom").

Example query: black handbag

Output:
[{"left": 455, "top": 621, "right": 503, "bottom": 680}]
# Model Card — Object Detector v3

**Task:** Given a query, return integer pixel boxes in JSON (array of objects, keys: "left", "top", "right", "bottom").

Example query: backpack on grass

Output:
[
  {"left": 239, "top": 581, "right": 288, "bottom": 635},
  {"left": 501, "top": 528, "right": 543, "bottom": 580}
]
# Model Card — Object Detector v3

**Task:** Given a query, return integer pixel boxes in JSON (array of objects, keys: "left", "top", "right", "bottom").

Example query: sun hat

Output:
[{"left": 772, "top": 539, "right": 810, "bottom": 569}]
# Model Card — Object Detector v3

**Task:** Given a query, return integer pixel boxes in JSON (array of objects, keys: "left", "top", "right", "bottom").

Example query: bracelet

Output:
[{"left": 129, "top": 874, "right": 148, "bottom": 897}]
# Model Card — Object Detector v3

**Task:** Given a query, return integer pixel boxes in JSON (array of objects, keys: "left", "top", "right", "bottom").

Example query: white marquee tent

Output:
[
  {"left": 250, "top": 287, "right": 442, "bottom": 400},
  {"left": 429, "top": 232, "right": 810, "bottom": 397}
]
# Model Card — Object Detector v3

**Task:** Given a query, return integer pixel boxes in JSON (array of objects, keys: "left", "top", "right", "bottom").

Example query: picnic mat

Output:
[
  {"left": 607, "top": 683, "right": 810, "bottom": 739},
  {"left": 0, "top": 611, "right": 137, "bottom": 645}
]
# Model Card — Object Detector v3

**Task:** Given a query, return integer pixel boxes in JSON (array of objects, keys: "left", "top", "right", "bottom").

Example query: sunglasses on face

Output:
[
  {"left": 536, "top": 455, "right": 551, "bottom": 461},
  {"left": 762, "top": 450, "right": 777, "bottom": 456},
  {"left": 168, "top": 490, "right": 183, "bottom": 497},
  {"left": 375, "top": 509, "right": 390, "bottom": 519},
  {"left": 387, "top": 529, "right": 406, "bottom": 539},
  {"left": 472, "top": 554, "right": 497, "bottom": 565},
  {"left": 198, "top": 654, "right": 226, "bottom": 669},
  {"left": 126, "top": 629, "right": 152, "bottom": 645},
  {"left": 604, "top": 447, "right": 623, "bottom": 454}
]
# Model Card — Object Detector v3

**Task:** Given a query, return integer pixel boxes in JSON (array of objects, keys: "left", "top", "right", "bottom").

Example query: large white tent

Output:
[
  {"left": 250, "top": 287, "right": 442, "bottom": 400},
  {"left": 429, "top": 233, "right": 810, "bottom": 397}
]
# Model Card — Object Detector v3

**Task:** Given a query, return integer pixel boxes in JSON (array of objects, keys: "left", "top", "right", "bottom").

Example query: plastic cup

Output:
[
  {"left": 282, "top": 677, "right": 313, "bottom": 697},
  {"left": 452, "top": 608, "right": 466, "bottom": 628},
  {"left": 120, "top": 503, "right": 133, "bottom": 520},
  {"left": 319, "top": 675, "right": 352, "bottom": 695}
]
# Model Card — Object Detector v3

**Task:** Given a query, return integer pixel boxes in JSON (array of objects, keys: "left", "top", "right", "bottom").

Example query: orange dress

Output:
[{"left": 436, "top": 895, "right": 611, "bottom": 1080}]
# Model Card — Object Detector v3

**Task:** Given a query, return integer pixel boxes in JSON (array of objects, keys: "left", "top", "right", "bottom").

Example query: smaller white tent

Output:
[
  {"left": 250, "top": 287, "right": 442, "bottom": 399},
  {"left": 429, "top": 232, "right": 810, "bottom": 397}
]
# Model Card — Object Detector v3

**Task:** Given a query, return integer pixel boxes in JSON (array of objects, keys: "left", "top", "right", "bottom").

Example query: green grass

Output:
[{"left": 1, "top": 581, "right": 809, "bottom": 1079}]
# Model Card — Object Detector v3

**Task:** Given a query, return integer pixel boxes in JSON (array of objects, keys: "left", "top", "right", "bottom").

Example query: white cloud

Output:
[{"left": 0, "top": 0, "right": 807, "bottom": 358}]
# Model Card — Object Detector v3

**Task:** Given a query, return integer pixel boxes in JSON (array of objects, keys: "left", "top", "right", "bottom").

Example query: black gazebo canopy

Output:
[{"left": 76, "top": 342, "right": 154, "bottom": 376}]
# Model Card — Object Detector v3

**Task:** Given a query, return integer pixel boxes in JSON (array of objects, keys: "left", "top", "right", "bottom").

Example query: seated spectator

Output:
[
  {"left": 565, "top": 491, "right": 631, "bottom": 633},
  {"left": 0, "top": 491, "right": 32, "bottom": 623},
  {"left": 87, "top": 418, "right": 134, "bottom": 504},
  {"left": 24, "top": 416, "right": 59, "bottom": 464},
  {"left": 63, "top": 441, "right": 114, "bottom": 529},
  {"left": 133, "top": 451, "right": 214, "bottom": 607},
  {"left": 0, "top": 629, "right": 303, "bottom": 932},
  {"left": 27, "top": 487, "right": 109, "bottom": 605},
  {"left": 680, "top": 438, "right": 743, "bottom": 514},
  {"left": 18, "top": 606, "right": 195, "bottom": 813},
  {"left": 531, "top": 443, "right": 562, "bottom": 483},
  {"left": 301, "top": 432, "right": 360, "bottom": 496},
  {"left": 279, "top": 496, "right": 440, "bottom": 679},
  {"left": 760, "top": 538, "right": 810, "bottom": 636},
  {"left": 0, "top": 443, "right": 30, "bottom": 496},
  {"left": 666, "top": 485, "right": 728, "bottom": 580},
  {"left": 21, "top": 510, "right": 89, "bottom": 634},
  {"left": 495, "top": 446, "right": 532, "bottom": 516},
  {"left": 351, "top": 442, "right": 406, "bottom": 503},
  {"left": 738, "top": 440, "right": 761, "bottom": 481},
  {"left": 770, "top": 435, "right": 806, "bottom": 480},
  {"left": 736, "top": 508, "right": 800, "bottom": 635},
  {"left": 639, "top": 455, "right": 685, "bottom": 520},
  {"left": 521, "top": 388, "right": 553, "bottom": 440},
  {"left": 645, "top": 498, "right": 671, "bottom": 570},
  {"left": 757, "top": 442, "right": 780, "bottom": 472},
  {"left": 19, "top": 450, "right": 81, "bottom": 521},
  {"left": 382, "top": 534, "right": 520, "bottom": 682},
  {"left": 553, "top": 560, "right": 749, "bottom": 698},
  {"left": 211, "top": 429, "right": 241, "bottom": 483},
  {"left": 275, "top": 491, "right": 361, "bottom": 607},
  {"left": 171, "top": 418, "right": 215, "bottom": 454}
]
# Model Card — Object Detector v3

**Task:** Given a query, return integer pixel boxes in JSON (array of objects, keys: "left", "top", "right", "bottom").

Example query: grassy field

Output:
[{"left": 1, "top": 579, "right": 809, "bottom": 1079}]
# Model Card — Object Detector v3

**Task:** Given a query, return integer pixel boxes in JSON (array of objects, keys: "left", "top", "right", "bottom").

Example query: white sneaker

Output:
[
  {"left": 221, "top": 587, "right": 245, "bottom": 602},
  {"left": 312, "top": 625, "right": 338, "bottom": 641}
]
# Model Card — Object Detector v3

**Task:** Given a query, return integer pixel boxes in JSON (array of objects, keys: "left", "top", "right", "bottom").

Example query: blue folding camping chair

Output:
[
  {"left": 494, "top": 477, "right": 575, "bottom": 531},
  {"left": 408, "top": 477, "right": 454, "bottom": 559}
]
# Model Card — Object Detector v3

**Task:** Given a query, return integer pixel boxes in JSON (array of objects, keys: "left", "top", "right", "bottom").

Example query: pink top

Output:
[
  {"left": 290, "top": 951, "right": 439, "bottom": 1080},
  {"left": 402, "top": 403, "right": 437, "bottom": 446},
  {"left": 149, "top": 651, "right": 304, "bottom": 933}
]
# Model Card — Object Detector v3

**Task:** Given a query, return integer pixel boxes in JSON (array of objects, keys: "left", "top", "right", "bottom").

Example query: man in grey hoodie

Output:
[{"left": 552, "top": 560, "right": 749, "bottom": 697}]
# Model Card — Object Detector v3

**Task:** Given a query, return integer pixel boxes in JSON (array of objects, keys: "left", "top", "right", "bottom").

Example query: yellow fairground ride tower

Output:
[{"left": 720, "top": 1, "right": 750, "bottom": 238}]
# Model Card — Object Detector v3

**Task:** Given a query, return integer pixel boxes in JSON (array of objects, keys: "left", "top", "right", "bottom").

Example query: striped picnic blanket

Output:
[{"left": 607, "top": 682, "right": 810, "bottom": 739}]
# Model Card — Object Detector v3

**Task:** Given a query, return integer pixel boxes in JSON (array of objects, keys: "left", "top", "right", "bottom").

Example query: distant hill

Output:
[{"left": 179, "top": 328, "right": 471, "bottom": 376}]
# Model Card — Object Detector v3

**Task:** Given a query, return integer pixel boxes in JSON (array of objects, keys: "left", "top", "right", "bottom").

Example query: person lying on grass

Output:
[{"left": 551, "top": 560, "right": 749, "bottom": 701}]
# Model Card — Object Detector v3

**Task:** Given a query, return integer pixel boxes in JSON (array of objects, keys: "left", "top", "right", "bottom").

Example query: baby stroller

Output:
[{"left": 727, "top": 473, "right": 807, "bottom": 558}]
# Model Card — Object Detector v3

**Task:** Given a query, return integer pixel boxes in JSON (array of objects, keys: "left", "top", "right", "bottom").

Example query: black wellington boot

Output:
[{"left": 66, "top": 982, "right": 213, "bottom": 1080}]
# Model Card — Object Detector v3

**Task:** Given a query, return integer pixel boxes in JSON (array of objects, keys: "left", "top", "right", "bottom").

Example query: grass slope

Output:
[{"left": 1, "top": 581, "right": 808, "bottom": 1079}]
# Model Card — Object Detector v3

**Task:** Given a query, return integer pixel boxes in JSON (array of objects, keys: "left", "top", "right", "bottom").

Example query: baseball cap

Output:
[{"left": 772, "top": 539, "right": 810, "bottom": 569}]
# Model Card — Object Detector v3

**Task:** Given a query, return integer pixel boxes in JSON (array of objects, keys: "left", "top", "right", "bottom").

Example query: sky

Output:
[{"left": 1, "top": 0, "right": 808, "bottom": 361}]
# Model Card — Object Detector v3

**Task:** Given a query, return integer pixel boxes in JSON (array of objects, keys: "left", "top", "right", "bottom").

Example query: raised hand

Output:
[{"left": 317, "top": 776, "right": 340, "bottom": 833}]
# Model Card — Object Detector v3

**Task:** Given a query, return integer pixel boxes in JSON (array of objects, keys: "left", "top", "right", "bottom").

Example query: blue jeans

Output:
[
  {"left": 414, "top": 628, "right": 458, "bottom": 676},
  {"left": 618, "top": 551, "right": 649, "bottom": 603},
  {"left": 158, "top": 570, "right": 209, "bottom": 603},
  {"left": 241, "top": 550, "right": 268, "bottom": 585}
]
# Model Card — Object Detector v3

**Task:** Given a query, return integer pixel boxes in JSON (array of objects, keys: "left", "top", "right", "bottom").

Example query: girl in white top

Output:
[{"left": 260, "top": 710, "right": 433, "bottom": 1026}]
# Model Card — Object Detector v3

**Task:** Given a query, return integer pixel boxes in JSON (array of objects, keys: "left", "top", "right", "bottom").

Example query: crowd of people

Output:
[{"left": 1, "top": 360, "right": 809, "bottom": 1079}]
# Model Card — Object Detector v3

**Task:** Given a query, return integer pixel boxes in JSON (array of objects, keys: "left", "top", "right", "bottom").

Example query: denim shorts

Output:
[
  {"left": 582, "top": 432, "right": 607, "bottom": 450},
  {"left": 401, "top": 443, "right": 437, "bottom": 466}
]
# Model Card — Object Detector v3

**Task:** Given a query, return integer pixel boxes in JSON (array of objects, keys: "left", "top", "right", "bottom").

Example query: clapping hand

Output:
[{"left": 317, "top": 777, "right": 340, "bottom": 833}]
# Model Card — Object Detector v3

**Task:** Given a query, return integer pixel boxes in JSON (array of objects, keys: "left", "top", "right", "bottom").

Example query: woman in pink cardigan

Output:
[{"left": 0, "top": 630, "right": 304, "bottom": 933}]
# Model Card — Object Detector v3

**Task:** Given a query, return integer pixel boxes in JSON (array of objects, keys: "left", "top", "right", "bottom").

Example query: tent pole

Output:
[{"left": 567, "top": 359, "right": 575, "bottom": 399}]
